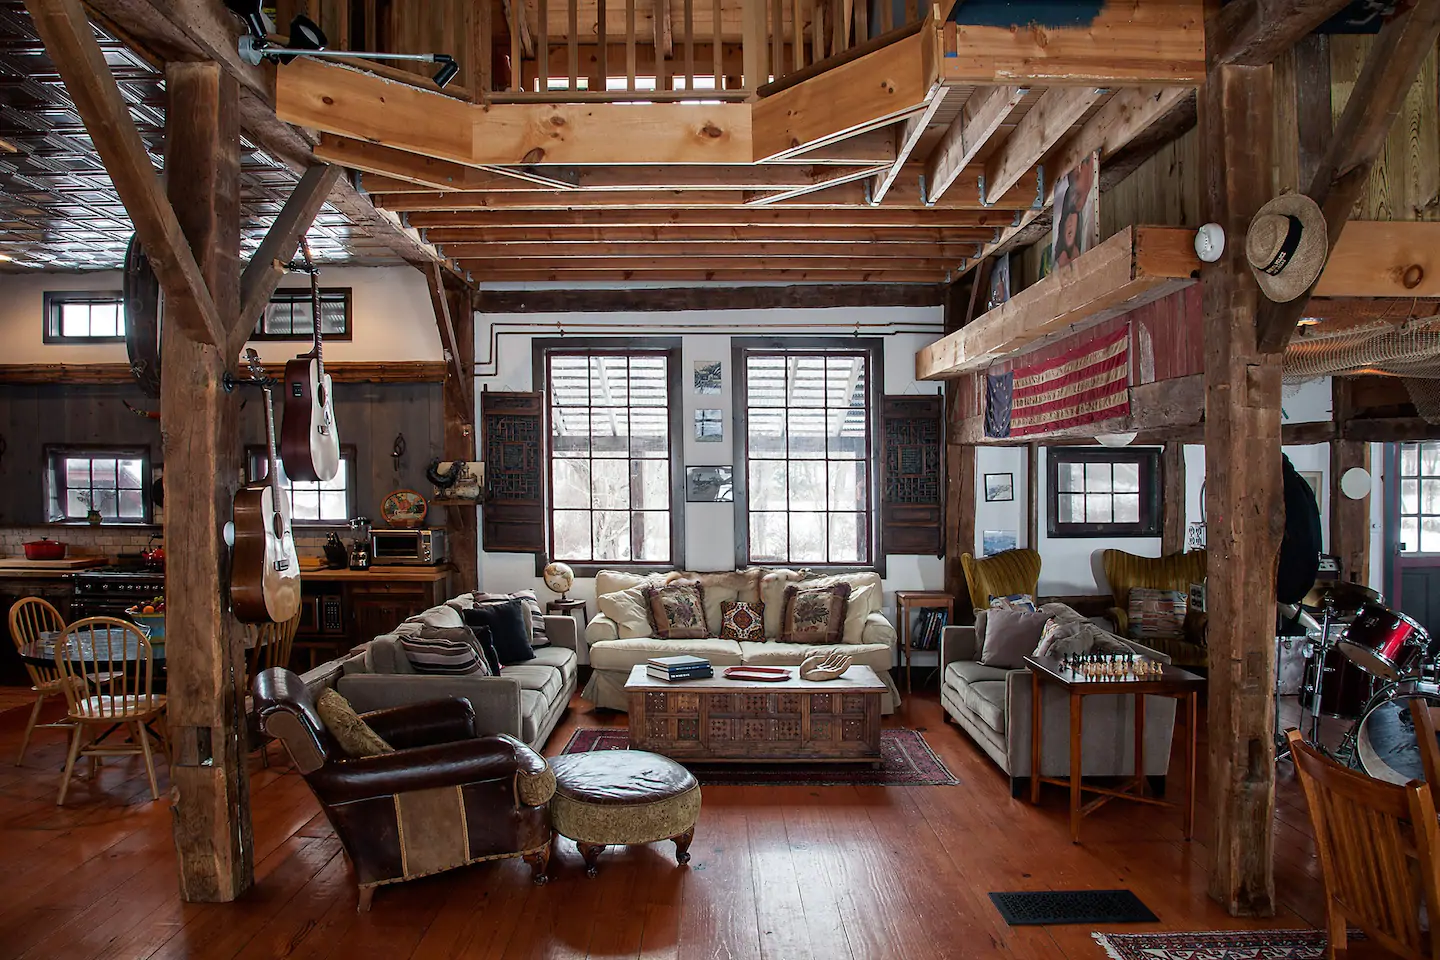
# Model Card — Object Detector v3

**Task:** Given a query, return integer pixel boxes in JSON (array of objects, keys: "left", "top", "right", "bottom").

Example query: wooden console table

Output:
[{"left": 894, "top": 590, "right": 955, "bottom": 692}]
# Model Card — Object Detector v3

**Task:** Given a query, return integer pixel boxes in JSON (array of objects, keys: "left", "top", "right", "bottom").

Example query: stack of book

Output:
[
  {"left": 912, "top": 608, "right": 950, "bottom": 651},
  {"left": 647, "top": 655, "right": 713, "bottom": 682}
]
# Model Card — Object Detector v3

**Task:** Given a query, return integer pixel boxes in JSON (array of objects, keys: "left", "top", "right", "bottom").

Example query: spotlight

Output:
[
  {"left": 274, "top": 14, "right": 328, "bottom": 64},
  {"left": 432, "top": 54, "right": 459, "bottom": 89}
]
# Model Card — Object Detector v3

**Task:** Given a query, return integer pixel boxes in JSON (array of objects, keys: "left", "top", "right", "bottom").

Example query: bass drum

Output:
[
  {"left": 1354, "top": 680, "right": 1440, "bottom": 785},
  {"left": 1300, "top": 647, "right": 1375, "bottom": 720}
]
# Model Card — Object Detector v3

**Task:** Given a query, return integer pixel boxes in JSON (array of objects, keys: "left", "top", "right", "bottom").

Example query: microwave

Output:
[{"left": 371, "top": 528, "right": 447, "bottom": 565}]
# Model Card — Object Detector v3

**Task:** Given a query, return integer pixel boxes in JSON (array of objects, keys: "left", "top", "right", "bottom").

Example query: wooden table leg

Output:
[
  {"left": 1030, "top": 667, "right": 1041, "bottom": 804},
  {"left": 1070, "top": 690, "right": 1083, "bottom": 843},
  {"left": 1134, "top": 692, "right": 1146, "bottom": 797},
  {"left": 902, "top": 602, "right": 912, "bottom": 694},
  {"left": 1184, "top": 690, "right": 1197, "bottom": 841}
]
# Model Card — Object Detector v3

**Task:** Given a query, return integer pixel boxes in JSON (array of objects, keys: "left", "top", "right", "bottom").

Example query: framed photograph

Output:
[
  {"left": 984, "top": 472, "right": 1015, "bottom": 502},
  {"left": 686, "top": 465, "right": 734, "bottom": 502},
  {"left": 693, "top": 360, "right": 722, "bottom": 395},
  {"left": 1050, "top": 151, "right": 1100, "bottom": 271},
  {"left": 982, "top": 530, "right": 1017, "bottom": 557},
  {"left": 695, "top": 408, "right": 723, "bottom": 442},
  {"left": 987, "top": 254, "right": 1011, "bottom": 311}
]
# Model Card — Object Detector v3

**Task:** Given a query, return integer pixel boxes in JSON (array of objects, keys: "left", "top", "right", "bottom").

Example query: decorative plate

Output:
[{"left": 380, "top": 489, "right": 428, "bottom": 528}]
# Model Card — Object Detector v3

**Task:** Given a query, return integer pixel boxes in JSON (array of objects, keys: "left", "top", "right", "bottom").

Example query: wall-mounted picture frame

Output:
[
  {"left": 984, "top": 472, "right": 1015, "bottom": 502},
  {"left": 694, "top": 360, "right": 722, "bottom": 395},
  {"left": 982, "top": 530, "right": 1017, "bottom": 556},
  {"left": 1050, "top": 151, "right": 1100, "bottom": 271},
  {"left": 695, "top": 409, "right": 723, "bottom": 442},
  {"left": 686, "top": 466, "right": 734, "bottom": 502}
]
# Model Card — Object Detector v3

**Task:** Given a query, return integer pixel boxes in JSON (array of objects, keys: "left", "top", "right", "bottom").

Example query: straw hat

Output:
[{"left": 1245, "top": 193, "right": 1328, "bottom": 302}]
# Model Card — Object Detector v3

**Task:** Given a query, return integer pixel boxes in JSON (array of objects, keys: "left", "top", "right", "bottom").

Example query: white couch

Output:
[{"left": 581, "top": 568, "right": 901, "bottom": 713}]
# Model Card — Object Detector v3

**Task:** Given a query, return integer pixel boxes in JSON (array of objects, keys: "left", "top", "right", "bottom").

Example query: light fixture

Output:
[
  {"left": 223, "top": 0, "right": 272, "bottom": 45},
  {"left": 237, "top": 31, "right": 461, "bottom": 89},
  {"left": 1095, "top": 432, "right": 1138, "bottom": 447},
  {"left": 1194, "top": 223, "right": 1225, "bottom": 263},
  {"left": 1341, "top": 466, "right": 1372, "bottom": 500}
]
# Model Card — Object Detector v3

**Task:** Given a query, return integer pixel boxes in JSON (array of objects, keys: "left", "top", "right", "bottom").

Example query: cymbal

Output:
[{"left": 1300, "top": 580, "right": 1380, "bottom": 616}]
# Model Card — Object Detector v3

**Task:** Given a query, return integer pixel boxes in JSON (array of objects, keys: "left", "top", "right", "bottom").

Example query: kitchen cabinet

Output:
[
  {"left": 0, "top": 573, "right": 75, "bottom": 686},
  {"left": 292, "top": 567, "right": 453, "bottom": 669}
]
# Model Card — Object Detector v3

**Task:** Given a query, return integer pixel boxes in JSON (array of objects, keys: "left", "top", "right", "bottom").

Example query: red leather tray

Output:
[{"left": 723, "top": 666, "right": 791, "bottom": 682}]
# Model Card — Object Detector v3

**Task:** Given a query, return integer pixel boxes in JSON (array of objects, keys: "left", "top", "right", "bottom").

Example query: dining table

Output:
[{"left": 19, "top": 627, "right": 167, "bottom": 671}]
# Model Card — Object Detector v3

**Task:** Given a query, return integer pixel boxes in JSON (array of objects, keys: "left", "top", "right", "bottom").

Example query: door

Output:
[{"left": 1384, "top": 442, "right": 1440, "bottom": 640}]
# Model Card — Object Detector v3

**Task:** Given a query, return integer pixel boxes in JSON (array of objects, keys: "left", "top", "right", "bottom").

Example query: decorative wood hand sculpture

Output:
[{"left": 799, "top": 651, "right": 853, "bottom": 681}]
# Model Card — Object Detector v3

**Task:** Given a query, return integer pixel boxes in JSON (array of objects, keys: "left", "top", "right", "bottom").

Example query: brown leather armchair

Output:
[{"left": 254, "top": 668, "right": 555, "bottom": 910}]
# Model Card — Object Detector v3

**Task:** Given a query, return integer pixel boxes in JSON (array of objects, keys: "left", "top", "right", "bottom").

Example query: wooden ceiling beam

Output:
[
  {"left": 458, "top": 256, "right": 961, "bottom": 271},
  {"left": 406, "top": 208, "right": 1019, "bottom": 228},
  {"left": 425, "top": 262, "right": 470, "bottom": 407},
  {"left": 982, "top": 86, "right": 1105, "bottom": 205},
  {"left": 26, "top": 0, "right": 224, "bottom": 348},
  {"left": 869, "top": 87, "right": 950, "bottom": 205},
  {"left": 469, "top": 268, "right": 947, "bottom": 281},
  {"left": 1210, "top": 0, "right": 1352, "bottom": 67},
  {"left": 443, "top": 241, "right": 977, "bottom": 259},
  {"left": 746, "top": 165, "right": 892, "bottom": 204},
  {"left": 1255, "top": 1, "right": 1440, "bottom": 353},
  {"left": 423, "top": 225, "right": 998, "bottom": 243},
  {"left": 478, "top": 284, "right": 946, "bottom": 312},
  {"left": 923, "top": 84, "right": 1027, "bottom": 203}
]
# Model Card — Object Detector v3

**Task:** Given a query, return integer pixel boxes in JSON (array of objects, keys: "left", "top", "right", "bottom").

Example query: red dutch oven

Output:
[{"left": 23, "top": 538, "right": 67, "bottom": 561}]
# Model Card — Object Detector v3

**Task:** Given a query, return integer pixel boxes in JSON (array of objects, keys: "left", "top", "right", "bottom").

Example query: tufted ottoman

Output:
[{"left": 548, "top": 750, "right": 701, "bottom": 877}]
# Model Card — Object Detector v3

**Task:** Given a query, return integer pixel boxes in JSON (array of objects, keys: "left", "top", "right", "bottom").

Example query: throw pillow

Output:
[
  {"left": 462, "top": 599, "right": 535, "bottom": 665},
  {"left": 475, "top": 588, "right": 549, "bottom": 647},
  {"left": 1033, "top": 618, "right": 1130, "bottom": 659},
  {"left": 780, "top": 583, "right": 852, "bottom": 644},
  {"left": 399, "top": 625, "right": 492, "bottom": 676},
  {"left": 989, "top": 593, "right": 1038, "bottom": 613},
  {"left": 979, "top": 608, "right": 1050, "bottom": 668},
  {"left": 645, "top": 579, "right": 708, "bottom": 640},
  {"left": 1126, "top": 587, "right": 1188, "bottom": 641},
  {"left": 597, "top": 576, "right": 674, "bottom": 638},
  {"left": 468, "top": 623, "right": 502, "bottom": 676},
  {"left": 718, "top": 599, "right": 765, "bottom": 642},
  {"left": 315, "top": 689, "right": 394, "bottom": 758}
]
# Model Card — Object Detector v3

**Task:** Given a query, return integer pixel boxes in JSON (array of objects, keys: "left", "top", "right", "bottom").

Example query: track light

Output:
[
  {"left": 431, "top": 55, "right": 459, "bottom": 89},
  {"left": 273, "top": 14, "right": 327, "bottom": 64},
  {"left": 237, "top": 38, "right": 461, "bottom": 89}
]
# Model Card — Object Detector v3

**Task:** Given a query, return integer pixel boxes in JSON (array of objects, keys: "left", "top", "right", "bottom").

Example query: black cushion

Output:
[
  {"left": 463, "top": 600, "right": 535, "bottom": 665},
  {"left": 467, "top": 623, "right": 502, "bottom": 676}
]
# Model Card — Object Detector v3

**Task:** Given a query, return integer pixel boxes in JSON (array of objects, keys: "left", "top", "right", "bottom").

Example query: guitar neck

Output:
[
  {"left": 307, "top": 250, "right": 323, "bottom": 372},
  {"left": 262, "top": 383, "right": 284, "bottom": 504}
]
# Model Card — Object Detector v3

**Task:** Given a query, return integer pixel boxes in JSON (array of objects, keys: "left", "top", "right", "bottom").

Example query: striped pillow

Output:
[
  {"left": 398, "top": 626, "right": 492, "bottom": 676},
  {"left": 475, "top": 589, "right": 549, "bottom": 647}
]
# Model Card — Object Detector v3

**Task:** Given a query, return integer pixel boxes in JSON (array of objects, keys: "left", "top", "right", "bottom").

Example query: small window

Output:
[
  {"left": 1397, "top": 441, "right": 1440, "bottom": 553},
  {"left": 43, "top": 291, "right": 125, "bottom": 343},
  {"left": 1047, "top": 447, "right": 1162, "bottom": 538},
  {"left": 246, "top": 446, "right": 356, "bottom": 524},
  {"left": 252, "top": 287, "right": 352, "bottom": 340},
  {"left": 45, "top": 447, "right": 151, "bottom": 523}
]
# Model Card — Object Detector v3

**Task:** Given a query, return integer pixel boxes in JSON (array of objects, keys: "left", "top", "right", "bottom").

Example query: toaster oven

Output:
[{"left": 370, "top": 528, "right": 447, "bottom": 565}]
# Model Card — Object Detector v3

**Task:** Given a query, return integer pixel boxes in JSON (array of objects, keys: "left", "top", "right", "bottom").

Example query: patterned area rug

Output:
[
  {"left": 560, "top": 728, "right": 959, "bottom": 786},
  {"left": 1093, "top": 929, "right": 1359, "bottom": 959}
]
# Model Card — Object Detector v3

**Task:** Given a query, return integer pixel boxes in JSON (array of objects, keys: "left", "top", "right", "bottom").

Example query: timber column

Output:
[
  {"left": 162, "top": 61, "right": 254, "bottom": 902},
  {"left": 1200, "top": 60, "right": 1283, "bottom": 916}
]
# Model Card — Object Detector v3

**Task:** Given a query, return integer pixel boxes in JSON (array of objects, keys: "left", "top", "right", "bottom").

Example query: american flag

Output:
[{"left": 1004, "top": 326, "right": 1130, "bottom": 438}]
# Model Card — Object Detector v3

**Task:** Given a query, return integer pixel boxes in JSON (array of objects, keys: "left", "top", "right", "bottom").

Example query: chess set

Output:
[{"left": 1058, "top": 652, "right": 1165, "bottom": 679}]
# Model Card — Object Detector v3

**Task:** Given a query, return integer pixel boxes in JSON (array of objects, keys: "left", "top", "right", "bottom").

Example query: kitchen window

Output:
[
  {"left": 539, "top": 341, "right": 683, "bottom": 569},
  {"left": 45, "top": 447, "right": 151, "bottom": 523},
  {"left": 734, "top": 341, "right": 880, "bottom": 567},
  {"left": 1046, "top": 447, "right": 1162, "bottom": 538},
  {"left": 43, "top": 291, "right": 125, "bottom": 343},
  {"left": 246, "top": 446, "right": 357, "bottom": 524},
  {"left": 252, "top": 287, "right": 352, "bottom": 340}
]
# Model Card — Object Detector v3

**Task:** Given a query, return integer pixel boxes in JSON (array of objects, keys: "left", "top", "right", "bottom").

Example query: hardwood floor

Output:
[{"left": 0, "top": 684, "right": 1393, "bottom": 959}]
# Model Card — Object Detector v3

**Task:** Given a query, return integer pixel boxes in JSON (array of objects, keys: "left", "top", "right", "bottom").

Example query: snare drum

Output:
[
  {"left": 1337, "top": 602, "right": 1430, "bottom": 681},
  {"left": 1355, "top": 679, "right": 1440, "bottom": 785}
]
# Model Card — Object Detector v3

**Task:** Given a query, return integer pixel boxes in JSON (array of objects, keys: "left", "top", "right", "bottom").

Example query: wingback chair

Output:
[
  {"left": 1102, "top": 549, "right": 1208, "bottom": 666},
  {"left": 960, "top": 549, "right": 1042, "bottom": 611},
  {"left": 253, "top": 668, "right": 556, "bottom": 910}
]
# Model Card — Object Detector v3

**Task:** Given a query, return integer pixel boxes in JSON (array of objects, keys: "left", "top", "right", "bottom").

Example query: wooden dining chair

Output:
[
  {"left": 53, "top": 616, "right": 167, "bottom": 805},
  {"left": 1409, "top": 698, "right": 1440, "bottom": 807},
  {"left": 245, "top": 613, "right": 301, "bottom": 767},
  {"left": 9, "top": 597, "right": 72, "bottom": 766},
  {"left": 1286, "top": 729, "right": 1440, "bottom": 959}
]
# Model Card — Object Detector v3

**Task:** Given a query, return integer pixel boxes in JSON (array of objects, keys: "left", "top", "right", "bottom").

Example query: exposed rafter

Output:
[
  {"left": 868, "top": 86, "right": 950, "bottom": 205},
  {"left": 922, "top": 85, "right": 1027, "bottom": 204},
  {"left": 982, "top": 86, "right": 1105, "bottom": 205}
]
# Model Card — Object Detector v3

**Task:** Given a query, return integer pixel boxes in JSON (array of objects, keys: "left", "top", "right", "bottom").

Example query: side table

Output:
[
  {"left": 894, "top": 590, "right": 956, "bottom": 693},
  {"left": 545, "top": 598, "right": 589, "bottom": 639},
  {"left": 1024, "top": 653, "right": 1203, "bottom": 843}
]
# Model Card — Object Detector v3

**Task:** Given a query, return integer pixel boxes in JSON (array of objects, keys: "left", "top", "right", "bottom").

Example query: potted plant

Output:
[{"left": 75, "top": 491, "right": 102, "bottom": 526}]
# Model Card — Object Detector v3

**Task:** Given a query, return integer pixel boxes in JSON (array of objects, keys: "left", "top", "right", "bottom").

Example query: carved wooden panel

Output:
[{"left": 880, "top": 395, "right": 944, "bottom": 556}]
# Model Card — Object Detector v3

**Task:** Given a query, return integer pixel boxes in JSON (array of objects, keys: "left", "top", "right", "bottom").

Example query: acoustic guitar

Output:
[
  {"left": 279, "top": 240, "right": 340, "bottom": 482},
  {"left": 232, "top": 351, "right": 302, "bottom": 624}
]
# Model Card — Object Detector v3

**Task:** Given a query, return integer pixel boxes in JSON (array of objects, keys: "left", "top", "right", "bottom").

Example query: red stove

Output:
[{"left": 72, "top": 565, "right": 166, "bottom": 619}]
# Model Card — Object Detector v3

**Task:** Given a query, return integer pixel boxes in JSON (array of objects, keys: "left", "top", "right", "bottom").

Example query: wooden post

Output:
[
  {"left": 161, "top": 61, "right": 254, "bottom": 903},
  {"left": 1026, "top": 443, "right": 1039, "bottom": 550},
  {"left": 443, "top": 282, "right": 479, "bottom": 593},
  {"left": 944, "top": 407, "right": 975, "bottom": 614},
  {"left": 1330, "top": 378, "right": 1371, "bottom": 586},
  {"left": 1162, "top": 440, "right": 1186, "bottom": 555},
  {"left": 1200, "top": 59, "right": 1283, "bottom": 918}
]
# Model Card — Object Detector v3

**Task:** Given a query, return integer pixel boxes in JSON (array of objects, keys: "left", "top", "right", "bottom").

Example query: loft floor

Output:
[{"left": 0, "top": 687, "right": 1391, "bottom": 959}]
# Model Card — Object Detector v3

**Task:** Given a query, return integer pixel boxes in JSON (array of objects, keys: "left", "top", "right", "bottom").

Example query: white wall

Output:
[
  {"left": 474, "top": 304, "right": 947, "bottom": 621},
  {"left": 0, "top": 266, "right": 442, "bottom": 363}
]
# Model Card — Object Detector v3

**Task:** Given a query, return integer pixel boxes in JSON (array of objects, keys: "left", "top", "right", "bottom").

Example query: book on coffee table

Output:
[{"left": 646, "top": 654, "right": 713, "bottom": 681}]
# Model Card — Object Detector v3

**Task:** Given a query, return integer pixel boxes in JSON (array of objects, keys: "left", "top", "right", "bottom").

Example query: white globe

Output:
[{"left": 543, "top": 561, "right": 575, "bottom": 596}]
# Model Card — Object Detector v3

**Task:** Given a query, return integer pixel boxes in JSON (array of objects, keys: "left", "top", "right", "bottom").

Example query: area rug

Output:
[
  {"left": 990, "top": 890, "right": 1157, "bottom": 926},
  {"left": 1092, "top": 928, "right": 1360, "bottom": 959},
  {"left": 560, "top": 728, "right": 959, "bottom": 786}
]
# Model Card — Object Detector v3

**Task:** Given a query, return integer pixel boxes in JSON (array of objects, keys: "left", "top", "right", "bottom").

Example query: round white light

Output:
[
  {"left": 1095, "top": 432, "right": 1138, "bottom": 447},
  {"left": 1195, "top": 223, "right": 1226, "bottom": 263},
  {"left": 1340, "top": 467, "right": 1372, "bottom": 500}
]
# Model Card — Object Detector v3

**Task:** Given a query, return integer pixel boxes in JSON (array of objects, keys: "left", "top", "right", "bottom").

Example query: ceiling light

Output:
[{"left": 1095, "top": 432, "right": 1137, "bottom": 447}]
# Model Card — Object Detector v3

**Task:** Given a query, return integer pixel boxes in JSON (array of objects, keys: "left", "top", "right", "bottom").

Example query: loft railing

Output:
[{"left": 269, "top": 0, "right": 927, "bottom": 103}]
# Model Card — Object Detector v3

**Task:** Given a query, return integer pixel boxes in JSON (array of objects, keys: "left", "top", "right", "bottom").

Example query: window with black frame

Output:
[
  {"left": 1046, "top": 447, "right": 1162, "bottom": 537},
  {"left": 43, "top": 291, "right": 125, "bottom": 343},
  {"left": 246, "top": 446, "right": 357, "bottom": 523},
  {"left": 252, "top": 287, "right": 352, "bottom": 340},
  {"left": 45, "top": 447, "right": 151, "bottom": 523}
]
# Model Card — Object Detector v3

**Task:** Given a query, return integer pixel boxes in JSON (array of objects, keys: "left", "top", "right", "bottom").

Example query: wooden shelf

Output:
[{"left": 301, "top": 565, "right": 454, "bottom": 582}]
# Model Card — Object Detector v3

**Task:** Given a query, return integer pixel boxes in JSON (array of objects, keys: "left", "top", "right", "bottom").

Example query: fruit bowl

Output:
[{"left": 125, "top": 599, "right": 166, "bottom": 640}]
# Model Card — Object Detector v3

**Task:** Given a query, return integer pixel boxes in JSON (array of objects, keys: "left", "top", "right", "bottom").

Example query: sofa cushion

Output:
[
  {"left": 678, "top": 569, "right": 762, "bottom": 635},
  {"left": 402, "top": 604, "right": 466, "bottom": 631},
  {"left": 529, "top": 645, "right": 578, "bottom": 686},
  {"left": 589, "top": 637, "right": 744, "bottom": 671},
  {"left": 759, "top": 568, "right": 804, "bottom": 638},
  {"left": 1127, "top": 587, "right": 1188, "bottom": 641},
  {"left": 979, "top": 608, "right": 1049, "bottom": 669},
  {"left": 362, "top": 636, "right": 415, "bottom": 674},
  {"left": 738, "top": 641, "right": 892, "bottom": 675},
  {"left": 463, "top": 600, "right": 535, "bottom": 665},
  {"left": 719, "top": 600, "right": 765, "bottom": 642},
  {"left": 475, "top": 588, "right": 549, "bottom": 647},
  {"left": 597, "top": 584, "right": 658, "bottom": 639},
  {"left": 645, "top": 579, "right": 708, "bottom": 639},
  {"left": 500, "top": 663, "right": 563, "bottom": 702},
  {"left": 960, "top": 680, "right": 1007, "bottom": 733},
  {"left": 519, "top": 690, "right": 548, "bottom": 745},
  {"left": 779, "top": 571, "right": 883, "bottom": 644},
  {"left": 398, "top": 626, "right": 491, "bottom": 676},
  {"left": 781, "top": 582, "right": 852, "bottom": 644},
  {"left": 943, "top": 660, "right": 1012, "bottom": 689}
]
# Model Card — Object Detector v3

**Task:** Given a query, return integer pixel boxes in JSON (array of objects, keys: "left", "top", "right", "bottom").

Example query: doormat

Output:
[
  {"left": 1092, "top": 928, "right": 1361, "bottom": 959},
  {"left": 560, "top": 728, "right": 959, "bottom": 786},
  {"left": 989, "top": 890, "right": 1157, "bottom": 926}
]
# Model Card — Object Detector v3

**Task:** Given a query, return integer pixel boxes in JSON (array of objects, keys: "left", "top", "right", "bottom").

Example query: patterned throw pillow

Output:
[
  {"left": 474, "top": 589, "right": 549, "bottom": 647},
  {"left": 1126, "top": 587, "right": 1188, "bottom": 640},
  {"left": 315, "top": 689, "right": 394, "bottom": 758},
  {"left": 718, "top": 600, "right": 765, "bottom": 642},
  {"left": 989, "top": 593, "right": 1038, "bottom": 613},
  {"left": 645, "top": 579, "right": 708, "bottom": 639},
  {"left": 399, "top": 625, "right": 492, "bottom": 676},
  {"left": 780, "top": 582, "right": 852, "bottom": 644}
]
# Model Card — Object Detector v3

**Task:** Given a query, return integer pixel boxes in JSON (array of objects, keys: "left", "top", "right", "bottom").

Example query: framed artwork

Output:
[
  {"left": 695, "top": 408, "right": 723, "bottom": 442},
  {"left": 1050, "top": 151, "right": 1100, "bottom": 271},
  {"left": 685, "top": 466, "right": 734, "bottom": 502},
  {"left": 984, "top": 473, "right": 1015, "bottom": 502},
  {"left": 694, "top": 360, "right": 722, "bottom": 395},
  {"left": 982, "top": 530, "right": 1017, "bottom": 557},
  {"left": 987, "top": 254, "right": 1011, "bottom": 311}
]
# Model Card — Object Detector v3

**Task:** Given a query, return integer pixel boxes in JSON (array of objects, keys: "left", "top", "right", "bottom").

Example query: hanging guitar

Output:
[
  {"left": 231, "top": 350, "right": 302, "bottom": 624},
  {"left": 279, "top": 240, "right": 341, "bottom": 482}
]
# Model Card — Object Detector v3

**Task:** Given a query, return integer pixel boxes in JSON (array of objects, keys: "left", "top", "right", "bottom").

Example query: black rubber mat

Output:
[{"left": 988, "top": 889, "right": 1158, "bottom": 926}]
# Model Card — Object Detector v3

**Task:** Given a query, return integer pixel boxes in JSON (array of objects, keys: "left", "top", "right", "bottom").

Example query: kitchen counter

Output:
[{"left": 301, "top": 565, "right": 453, "bottom": 583}]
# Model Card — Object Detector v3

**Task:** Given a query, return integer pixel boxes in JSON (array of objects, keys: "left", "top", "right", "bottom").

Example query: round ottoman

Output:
[{"left": 549, "top": 751, "right": 701, "bottom": 877}]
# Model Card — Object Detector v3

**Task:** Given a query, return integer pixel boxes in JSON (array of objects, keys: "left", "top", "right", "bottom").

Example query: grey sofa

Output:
[
  {"left": 298, "top": 595, "right": 578, "bottom": 750},
  {"left": 939, "top": 606, "right": 1178, "bottom": 797}
]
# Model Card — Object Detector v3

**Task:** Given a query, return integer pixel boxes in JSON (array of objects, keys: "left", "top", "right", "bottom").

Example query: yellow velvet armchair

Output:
[
  {"left": 1101, "top": 549, "right": 1208, "bottom": 666},
  {"left": 959, "top": 549, "right": 1042, "bottom": 611}
]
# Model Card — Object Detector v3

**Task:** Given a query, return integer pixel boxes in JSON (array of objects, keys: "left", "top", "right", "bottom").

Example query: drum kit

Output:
[{"left": 1282, "top": 581, "right": 1440, "bottom": 786}]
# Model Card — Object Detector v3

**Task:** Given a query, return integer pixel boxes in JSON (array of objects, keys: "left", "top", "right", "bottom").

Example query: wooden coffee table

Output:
[{"left": 624, "top": 663, "right": 886, "bottom": 765}]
